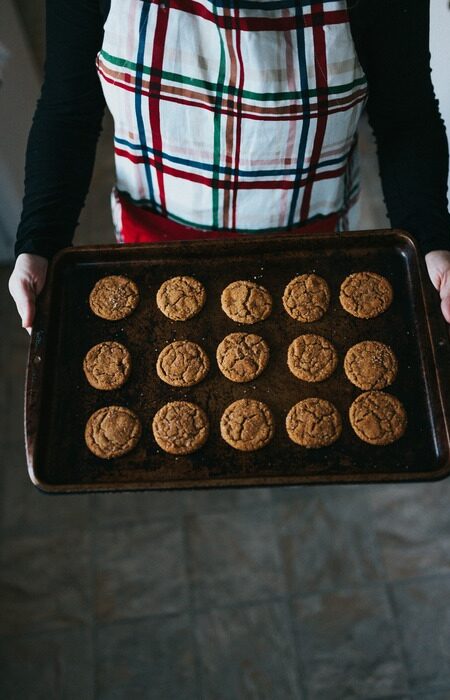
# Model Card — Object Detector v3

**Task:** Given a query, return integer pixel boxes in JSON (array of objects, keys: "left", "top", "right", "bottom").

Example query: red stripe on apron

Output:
[{"left": 118, "top": 191, "right": 339, "bottom": 243}]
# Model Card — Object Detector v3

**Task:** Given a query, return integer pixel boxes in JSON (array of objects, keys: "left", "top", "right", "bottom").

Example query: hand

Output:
[
  {"left": 424, "top": 249, "right": 450, "bottom": 324},
  {"left": 8, "top": 253, "right": 48, "bottom": 335}
]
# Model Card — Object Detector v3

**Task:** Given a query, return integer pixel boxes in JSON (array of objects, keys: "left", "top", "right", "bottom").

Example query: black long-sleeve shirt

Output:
[{"left": 14, "top": 0, "right": 450, "bottom": 260}]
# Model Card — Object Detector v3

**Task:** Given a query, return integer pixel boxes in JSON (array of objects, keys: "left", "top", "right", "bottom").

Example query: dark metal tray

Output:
[{"left": 25, "top": 229, "right": 450, "bottom": 492}]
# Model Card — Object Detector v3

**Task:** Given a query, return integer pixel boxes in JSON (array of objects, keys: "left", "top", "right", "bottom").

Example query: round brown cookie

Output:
[
  {"left": 286, "top": 398, "right": 342, "bottom": 448},
  {"left": 221, "top": 281, "right": 272, "bottom": 324},
  {"left": 83, "top": 341, "right": 131, "bottom": 391},
  {"left": 85, "top": 405, "right": 141, "bottom": 459},
  {"left": 156, "top": 276, "right": 206, "bottom": 321},
  {"left": 216, "top": 333, "right": 269, "bottom": 383},
  {"left": 282, "top": 273, "right": 330, "bottom": 322},
  {"left": 339, "top": 272, "right": 393, "bottom": 319},
  {"left": 156, "top": 340, "right": 209, "bottom": 387},
  {"left": 349, "top": 391, "right": 407, "bottom": 445},
  {"left": 152, "top": 401, "right": 209, "bottom": 454},
  {"left": 344, "top": 341, "right": 398, "bottom": 390},
  {"left": 287, "top": 334, "right": 338, "bottom": 382},
  {"left": 89, "top": 275, "right": 139, "bottom": 321},
  {"left": 220, "top": 399, "right": 274, "bottom": 451}
]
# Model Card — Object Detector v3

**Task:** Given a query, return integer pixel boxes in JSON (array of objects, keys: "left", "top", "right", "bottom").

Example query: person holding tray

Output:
[{"left": 8, "top": 0, "right": 450, "bottom": 332}]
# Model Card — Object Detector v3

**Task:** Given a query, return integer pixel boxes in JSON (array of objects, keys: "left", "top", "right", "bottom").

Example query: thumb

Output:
[
  {"left": 441, "top": 296, "right": 450, "bottom": 325},
  {"left": 438, "top": 273, "right": 450, "bottom": 325},
  {"left": 15, "top": 277, "right": 36, "bottom": 330}
]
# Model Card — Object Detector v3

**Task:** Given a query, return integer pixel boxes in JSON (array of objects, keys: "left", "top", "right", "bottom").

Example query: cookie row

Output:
[
  {"left": 85, "top": 391, "right": 407, "bottom": 460},
  {"left": 89, "top": 271, "right": 393, "bottom": 324},
  {"left": 83, "top": 336, "right": 398, "bottom": 392}
]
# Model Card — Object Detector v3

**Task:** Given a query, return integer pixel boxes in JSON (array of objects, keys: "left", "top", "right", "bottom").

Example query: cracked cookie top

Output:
[
  {"left": 220, "top": 398, "right": 274, "bottom": 451},
  {"left": 286, "top": 398, "right": 342, "bottom": 448},
  {"left": 85, "top": 405, "right": 141, "bottom": 459},
  {"left": 287, "top": 334, "right": 338, "bottom": 382},
  {"left": 282, "top": 273, "right": 330, "bottom": 322},
  {"left": 349, "top": 391, "right": 407, "bottom": 445},
  {"left": 339, "top": 272, "right": 393, "bottom": 319},
  {"left": 221, "top": 281, "right": 272, "bottom": 324},
  {"left": 83, "top": 341, "right": 131, "bottom": 391},
  {"left": 344, "top": 340, "right": 398, "bottom": 390},
  {"left": 216, "top": 333, "right": 269, "bottom": 383},
  {"left": 156, "top": 340, "right": 210, "bottom": 387},
  {"left": 152, "top": 401, "right": 209, "bottom": 454},
  {"left": 89, "top": 275, "right": 139, "bottom": 321},
  {"left": 156, "top": 276, "right": 206, "bottom": 321}
]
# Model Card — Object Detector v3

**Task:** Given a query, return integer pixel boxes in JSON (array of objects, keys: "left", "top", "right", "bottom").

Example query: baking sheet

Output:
[{"left": 25, "top": 229, "right": 450, "bottom": 492}]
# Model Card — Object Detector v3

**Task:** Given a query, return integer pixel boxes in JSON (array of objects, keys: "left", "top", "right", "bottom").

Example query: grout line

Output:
[
  {"left": 384, "top": 579, "right": 415, "bottom": 698},
  {"left": 0, "top": 621, "right": 89, "bottom": 643},
  {"left": 182, "top": 513, "right": 205, "bottom": 700},
  {"left": 268, "top": 495, "right": 309, "bottom": 700},
  {"left": 88, "top": 498, "right": 99, "bottom": 700},
  {"left": 366, "top": 496, "right": 413, "bottom": 698}
]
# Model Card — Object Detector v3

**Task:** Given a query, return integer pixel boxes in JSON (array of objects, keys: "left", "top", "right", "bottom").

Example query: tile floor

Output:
[{"left": 2, "top": 116, "right": 450, "bottom": 699}]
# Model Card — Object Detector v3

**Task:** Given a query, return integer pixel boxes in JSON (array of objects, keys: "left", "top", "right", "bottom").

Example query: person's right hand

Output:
[{"left": 8, "top": 253, "right": 49, "bottom": 335}]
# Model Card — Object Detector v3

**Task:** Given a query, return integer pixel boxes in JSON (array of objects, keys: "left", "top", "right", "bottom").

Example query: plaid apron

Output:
[{"left": 96, "top": 0, "right": 368, "bottom": 243}]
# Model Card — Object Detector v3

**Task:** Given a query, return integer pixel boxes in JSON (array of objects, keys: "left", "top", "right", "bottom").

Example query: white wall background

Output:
[
  {"left": 0, "top": 0, "right": 449, "bottom": 261},
  {"left": 430, "top": 0, "right": 450, "bottom": 194},
  {"left": 354, "top": 0, "right": 450, "bottom": 231},
  {"left": 0, "top": 0, "right": 40, "bottom": 263}
]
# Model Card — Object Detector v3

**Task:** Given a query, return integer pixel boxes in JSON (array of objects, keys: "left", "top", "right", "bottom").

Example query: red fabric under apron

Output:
[{"left": 118, "top": 193, "right": 339, "bottom": 243}]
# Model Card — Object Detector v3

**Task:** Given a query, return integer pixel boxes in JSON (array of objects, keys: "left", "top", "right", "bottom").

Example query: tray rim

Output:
[{"left": 25, "top": 227, "right": 450, "bottom": 493}]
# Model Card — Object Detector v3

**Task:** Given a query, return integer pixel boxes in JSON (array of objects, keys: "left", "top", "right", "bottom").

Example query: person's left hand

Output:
[{"left": 425, "top": 250, "right": 450, "bottom": 324}]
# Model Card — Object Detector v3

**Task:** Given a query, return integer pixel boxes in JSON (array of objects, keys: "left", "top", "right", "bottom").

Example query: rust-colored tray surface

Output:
[{"left": 25, "top": 229, "right": 450, "bottom": 492}]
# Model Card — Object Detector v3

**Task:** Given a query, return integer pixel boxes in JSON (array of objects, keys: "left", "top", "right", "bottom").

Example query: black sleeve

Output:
[
  {"left": 14, "top": 0, "right": 106, "bottom": 261},
  {"left": 348, "top": 0, "right": 450, "bottom": 255}
]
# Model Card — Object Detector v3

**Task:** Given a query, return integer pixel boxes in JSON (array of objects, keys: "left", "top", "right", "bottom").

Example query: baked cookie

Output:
[
  {"left": 156, "top": 276, "right": 206, "bottom": 321},
  {"left": 152, "top": 401, "right": 209, "bottom": 454},
  {"left": 349, "top": 391, "right": 407, "bottom": 445},
  {"left": 220, "top": 399, "right": 274, "bottom": 451},
  {"left": 156, "top": 340, "right": 209, "bottom": 387},
  {"left": 339, "top": 272, "right": 393, "bottom": 319},
  {"left": 216, "top": 333, "right": 269, "bottom": 383},
  {"left": 287, "top": 334, "right": 338, "bottom": 382},
  {"left": 85, "top": 405, "right": 141, "bottom": 459},
  {"left": 89, "top": 275, "right": 139, "bottom": 320},
  {"left": 286, "top": 398, "right": 342, "bottom": 448},
  {"left": 83, "top": 341, "right": 131, "bottom": 391},
  {"left": 282, "top": 273, "right": 330, "bottom": 322},
  {"left": 221, "top": 281, "right": 272, "bottom": 324},
  {"left": 344, "top": 340, "right": 398, "bottom": 390}
]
